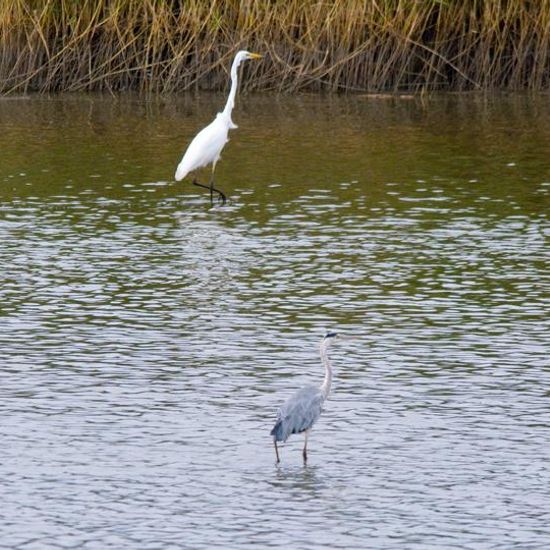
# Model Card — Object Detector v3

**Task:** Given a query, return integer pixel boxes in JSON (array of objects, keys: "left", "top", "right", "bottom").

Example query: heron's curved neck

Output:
[
  {"left": 319, "top": 341, "right": 333, "bottom": 400},
  {"left": 222, "top": 57, "right": 240, "bottom": 121}
]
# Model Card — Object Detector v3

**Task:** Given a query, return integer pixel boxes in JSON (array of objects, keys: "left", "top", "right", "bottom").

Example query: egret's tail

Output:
[
  {"left": 270, "top": 420, "right": 285, "bottom": 442},
  {"left": 175, "top": 164, "right": 188, "bottom": 182}
]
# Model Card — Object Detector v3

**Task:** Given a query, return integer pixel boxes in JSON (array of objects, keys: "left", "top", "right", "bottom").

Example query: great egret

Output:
[
  {"left": 174, "top": 50, "right": 262, "bottom": 205},
  {"left": 270, "top": 332, "right": 339, "bottom": 464}
]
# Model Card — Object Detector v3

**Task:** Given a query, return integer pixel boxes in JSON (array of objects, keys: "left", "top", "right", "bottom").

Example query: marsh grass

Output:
[{"left": 1, "top": 0, "right": 549, "bottom": 94}]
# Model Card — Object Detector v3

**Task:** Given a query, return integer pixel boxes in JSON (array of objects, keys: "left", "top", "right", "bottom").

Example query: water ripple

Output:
[{"left": 1, "top": 95, "right": 549, "bottom": 549}]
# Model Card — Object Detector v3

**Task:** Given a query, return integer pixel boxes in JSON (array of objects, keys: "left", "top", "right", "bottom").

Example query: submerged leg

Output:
[
  {"left": 191, "top": 172, "right": 226, "bottom": 206},
  {"left": 302, "top": 430, "right": 310, "bottom": 463},
  {"left": 193, "top": 165, "right": 227, "bottom": 206},
  {"left": 274, "top": 440, "right": 280, "bottom": 464},
  {"left": 209, "top": 164, "right": 226, "bottom": 205},
  {"left": 208, "top": 171, "right": 226, "bottom": 206}
]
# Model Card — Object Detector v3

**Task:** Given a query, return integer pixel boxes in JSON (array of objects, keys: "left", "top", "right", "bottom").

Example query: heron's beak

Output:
[{"left": 248, "top": 53, "right": 263, "bottom": 60}]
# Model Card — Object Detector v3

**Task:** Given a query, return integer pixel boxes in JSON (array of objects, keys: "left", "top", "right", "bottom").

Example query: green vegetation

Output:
[{"left": 1, "top": 0, "right": 549, "bottom": 94}]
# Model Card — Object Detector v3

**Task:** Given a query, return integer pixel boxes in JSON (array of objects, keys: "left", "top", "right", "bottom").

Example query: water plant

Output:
[{"left": 1, "top": 0, "right": 548, "bottom": 94}]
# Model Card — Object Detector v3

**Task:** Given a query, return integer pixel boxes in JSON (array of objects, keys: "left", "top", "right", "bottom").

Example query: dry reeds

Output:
[{"left": 1, "top": 0, "right": 549, "bottom": 94}]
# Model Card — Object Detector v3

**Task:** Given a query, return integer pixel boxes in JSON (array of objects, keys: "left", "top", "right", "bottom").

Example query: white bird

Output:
[
  {"left": 271, "top": 332, "right": 340, "bottom": 464},
  {"left": 175, "top": 50, "right": 262, "bottom": 205}
]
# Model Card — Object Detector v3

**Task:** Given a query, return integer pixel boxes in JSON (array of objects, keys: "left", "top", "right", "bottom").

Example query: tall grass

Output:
[{"left": 1, "top": 0, "right": 549, "bottom": 94}]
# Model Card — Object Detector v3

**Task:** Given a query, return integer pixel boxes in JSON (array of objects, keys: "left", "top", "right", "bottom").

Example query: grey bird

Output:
[{"left": 270, "top": 332, "right": 339, "bottom": 464}]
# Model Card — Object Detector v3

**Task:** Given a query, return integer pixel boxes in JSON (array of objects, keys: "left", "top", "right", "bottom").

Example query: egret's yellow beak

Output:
[{"left": 248, "top": 53, "right": 263, "bottom": 60}]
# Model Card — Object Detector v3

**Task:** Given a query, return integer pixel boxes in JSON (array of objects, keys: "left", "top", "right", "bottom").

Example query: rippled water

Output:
[{"left": 1, "top": 94, "right": 549, "bottom": 549}]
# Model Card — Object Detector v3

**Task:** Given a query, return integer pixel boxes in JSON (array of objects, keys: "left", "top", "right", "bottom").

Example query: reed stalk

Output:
[{"left": 1, "top": 0, "right": 549, "bottom": 94}]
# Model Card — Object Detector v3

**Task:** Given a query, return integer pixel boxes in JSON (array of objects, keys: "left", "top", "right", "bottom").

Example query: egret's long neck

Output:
[
  {"left": 222, "top": 58, "right": 240, "bottom": 121},
  {"left": 319, "top": 341, "right": 333, "bottom": 400}
]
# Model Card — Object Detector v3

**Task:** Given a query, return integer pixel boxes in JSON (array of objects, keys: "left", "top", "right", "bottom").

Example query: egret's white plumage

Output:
[
  {"left": 175, "top": 112, "right": 231, "bottom": 181},
  {"left": 174, "top": 50, "right": 262, "bottom": 203}
]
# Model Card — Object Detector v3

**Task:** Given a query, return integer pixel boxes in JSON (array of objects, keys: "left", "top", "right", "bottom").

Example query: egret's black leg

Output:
[
  {"left": 208, "top": 174, "right": 227, "bottom": 206},
  {"left": 217, "top": 188, "right": 227, "bottom": 206},
  {"left": 274, "top": 440, "right": 280, "bottom": 464},
  {"left": 208, "top": 175, "right": 214, "bottom": 205},
  {"left": 192, "top": 178, "right": 226, "bottom": 206},
  {"left": 192, "top": 178, "right": 210, "bottom": 191},
  {"left": 303, "top": 431, "right": 309, "bottom": 464}
]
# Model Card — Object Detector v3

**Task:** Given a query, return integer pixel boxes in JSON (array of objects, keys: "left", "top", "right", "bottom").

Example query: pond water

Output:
[{"left": 0, "top": 93, "right": 549, "bottom": 549}]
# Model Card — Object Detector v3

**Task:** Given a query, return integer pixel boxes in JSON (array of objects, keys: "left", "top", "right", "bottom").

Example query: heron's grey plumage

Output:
[
  {"left": 270, "top": 332, "right": 338, "bottom": 463},
  {"left": 270, "top": 385, "right": 324, "bottom": 442}
]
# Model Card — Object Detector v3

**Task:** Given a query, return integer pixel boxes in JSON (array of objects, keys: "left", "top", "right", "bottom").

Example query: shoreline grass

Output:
[{"left": 1, "top": 1, "right": 549, "bottom": 94}]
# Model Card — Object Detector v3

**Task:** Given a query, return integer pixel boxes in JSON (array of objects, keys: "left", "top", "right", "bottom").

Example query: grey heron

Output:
[
  {"left": 270, "top": 332, "right": 339, "bottom": 464},
  {"left": 174, "top": 50, "right": 262, "bottom": 205}
]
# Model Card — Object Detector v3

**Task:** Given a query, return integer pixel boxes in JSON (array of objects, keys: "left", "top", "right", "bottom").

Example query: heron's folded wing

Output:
[{"left": 277, "top": 386, "right": 324, "bottom": 439}]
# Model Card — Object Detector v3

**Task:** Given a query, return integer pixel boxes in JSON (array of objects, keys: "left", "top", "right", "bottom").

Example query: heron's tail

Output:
[{"left": 270, "top": 420, "right": 285, "bottom": 442}]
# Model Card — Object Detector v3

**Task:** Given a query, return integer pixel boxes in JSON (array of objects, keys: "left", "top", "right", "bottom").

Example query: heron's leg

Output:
[
  {"left": 274, "top": 440, "right": 280, "bottom": 464},
  {"left": 302, "top": 430, "right": 310, "bottom": 463}
]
